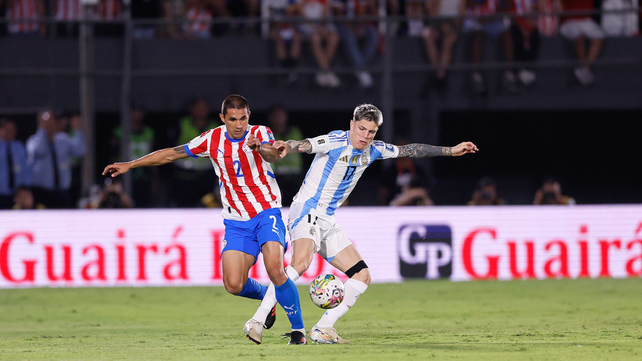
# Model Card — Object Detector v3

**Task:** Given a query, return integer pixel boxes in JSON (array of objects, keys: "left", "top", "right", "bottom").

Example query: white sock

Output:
[
  {"left": 252, "top": 265, "right": 300, "bottom": 323},
  {"left": 315, "top": 278, "right": 368, "bottom": 328}
]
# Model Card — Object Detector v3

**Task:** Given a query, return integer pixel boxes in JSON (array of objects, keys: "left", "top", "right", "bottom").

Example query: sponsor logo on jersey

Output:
[
  {"left": 385, "top": 143, "right": 394, "bottom": 151},
  {"left": 397, "top": 224, "right": 452, "bottom": 279},
  {"left": 317, "top": 139, "right": 325, "bottom": 145}
]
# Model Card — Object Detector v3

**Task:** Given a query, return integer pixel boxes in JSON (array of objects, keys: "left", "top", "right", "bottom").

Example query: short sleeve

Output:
[
  {"left": 372, "top": 140, "right": 399, "bottom": 160},
  {"left": 308, "top": 134, "right": 330, "bottom": 154},
  {"left": 185, "top": 129, "right": 212, "bottom": 158},
  {"left": 252, "top": 125, "right": 276, "bottom": 145}
]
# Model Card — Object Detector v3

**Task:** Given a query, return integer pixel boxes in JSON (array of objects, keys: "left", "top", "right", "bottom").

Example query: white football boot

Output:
[
  {"left": 243, "top": 319, "right": 264, "bottom": 345},
  {"left": 310, "top": 326, "right": 350, "bottom": 344}
]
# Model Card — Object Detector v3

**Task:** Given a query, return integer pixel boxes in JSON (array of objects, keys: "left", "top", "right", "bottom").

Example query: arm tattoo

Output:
[
  {"left": 173, "top": 145, "right": 186, "bottom": 155},
  {"left": 260, "top": 145, "right": 280, "bottom": 163},
  {"left": 286, "top": 139, "right": 313, "bottom": 154},
  {"left": 397, "top": 143, "right": 452, "bottom": 158}
]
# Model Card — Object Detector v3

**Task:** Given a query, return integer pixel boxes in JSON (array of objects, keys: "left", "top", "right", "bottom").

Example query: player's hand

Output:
[
  {"left": 246, "top": 134, "right": 261, "bottom": 151},
  {"left": 102, "top": 162, "right": 131, "bottom": 178},
  {"left": 451, "top": 142, "right": 478, "bottom": 156},
  {"left": 273, "top": 140, "right": 290, "bottom": 158}
]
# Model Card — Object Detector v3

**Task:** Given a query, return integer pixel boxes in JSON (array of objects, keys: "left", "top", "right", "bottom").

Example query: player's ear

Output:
[{"left": 219, "top": 113, "right": 225, "bottom": 123}]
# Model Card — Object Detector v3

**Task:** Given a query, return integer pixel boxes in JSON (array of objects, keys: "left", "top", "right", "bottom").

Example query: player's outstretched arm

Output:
[
  {"left": 246, "top": 134, "right": 283, "bottom": 163},
  {"left": 102, "top": 146, "right": 189, "bottom": 177},
  {"left": 397, "top": 141, "right": 478, "bottom": 158}
]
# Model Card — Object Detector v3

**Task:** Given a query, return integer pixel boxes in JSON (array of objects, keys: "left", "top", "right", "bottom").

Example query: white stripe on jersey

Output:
[
  {"left": 186, "top": 124, "right": 281, "bottom": 221},
  {"left": 291, "top": 130, "right": 398, "bottom": 228}
]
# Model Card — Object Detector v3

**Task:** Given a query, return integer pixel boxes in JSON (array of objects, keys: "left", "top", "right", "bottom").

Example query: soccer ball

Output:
[{"left": 309, "top": 274, "right": 345, "bottom": 309}]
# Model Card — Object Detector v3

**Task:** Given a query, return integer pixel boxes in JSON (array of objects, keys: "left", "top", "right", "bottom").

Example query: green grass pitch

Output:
[{"left": 1, "top": 278, "right": 641, "bottom": 360}]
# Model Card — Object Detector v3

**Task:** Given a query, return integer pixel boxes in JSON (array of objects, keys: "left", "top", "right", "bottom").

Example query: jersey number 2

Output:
[{"left": 233, "top": 160, "right": 244, "bottom": 177}]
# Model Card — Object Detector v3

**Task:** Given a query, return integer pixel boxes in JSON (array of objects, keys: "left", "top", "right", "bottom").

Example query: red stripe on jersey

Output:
[
  {"left": 190, "top": 139, "right": 209, "bottom": 156},
  {"left": 238, "top": 144, "right": 271, "bottom": 211},
  {"left": 210, "top": 129, "right": 243, "bottom": 218},
  {"left": 223, "top": 138, "right": 257, "bottom": 218},
  {"left": 251, "top": 150, "right": 278, "bottom": 202}
]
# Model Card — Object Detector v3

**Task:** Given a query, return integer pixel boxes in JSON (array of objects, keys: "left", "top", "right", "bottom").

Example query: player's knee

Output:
[
  {"left": 223, "top": 277, "right": 244, "bottom": 295},
  {"left": 345, "top": 260, "right": 371, "bottom": 285}
]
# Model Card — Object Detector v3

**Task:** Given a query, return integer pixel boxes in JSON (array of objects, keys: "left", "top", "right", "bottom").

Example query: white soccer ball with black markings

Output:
[{"left": 309, "top": 274, "right": 345, "bottom": 309}]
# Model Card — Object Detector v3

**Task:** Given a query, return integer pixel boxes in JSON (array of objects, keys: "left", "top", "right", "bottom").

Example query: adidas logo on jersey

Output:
[{"left": 339, "top": 155, "right": 360, "bottom": 165}]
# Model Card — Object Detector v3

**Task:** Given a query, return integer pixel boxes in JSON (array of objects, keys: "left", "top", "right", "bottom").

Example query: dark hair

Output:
[
  {"left": 221, "top": 94, "right": 250, "bottom": 116},
  {"left": 352, "top": 104, "right": 383, "bottom": 126}
]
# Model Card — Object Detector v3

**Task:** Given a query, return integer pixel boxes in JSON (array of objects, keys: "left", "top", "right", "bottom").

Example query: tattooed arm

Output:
[
  {"left": 396, "top": 141, "right": 478, "bottom": 158},
  {"left": 285, "top": 139, "right": 313, "bottom": 153},
  {"left": 102, "top": 146, "right": 189, "bottom": 177}
]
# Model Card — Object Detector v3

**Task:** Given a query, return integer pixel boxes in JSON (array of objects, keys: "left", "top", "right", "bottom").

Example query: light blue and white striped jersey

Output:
[{"left": 291, "top": 130, "right": 399, "bottom": 216}]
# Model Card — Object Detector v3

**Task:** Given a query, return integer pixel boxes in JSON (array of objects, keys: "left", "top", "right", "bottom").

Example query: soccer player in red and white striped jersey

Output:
[{"left": 103, "top": 94, "right": 306, "bottom": 345}]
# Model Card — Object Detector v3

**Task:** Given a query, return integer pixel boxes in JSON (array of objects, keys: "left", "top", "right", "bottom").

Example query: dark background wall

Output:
[{"left": 1, "top": 35, "right": 641, "bottom": 205}]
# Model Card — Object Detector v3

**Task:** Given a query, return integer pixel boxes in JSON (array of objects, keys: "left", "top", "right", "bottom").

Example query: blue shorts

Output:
[{"left": 222, "top": 208, "right": 287, "bottom": 263}]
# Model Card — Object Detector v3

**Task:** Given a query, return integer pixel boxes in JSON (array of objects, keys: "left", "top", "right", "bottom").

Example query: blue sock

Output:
[
  {"left": 275, "top": 278, "right": 304, "bottom": 330},
  {"left": 237, "top": 278, "right": 267, "bottom": 300}
]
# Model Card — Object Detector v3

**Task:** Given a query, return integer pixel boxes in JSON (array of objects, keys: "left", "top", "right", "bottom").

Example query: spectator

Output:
[
  {"left": 12, "top": 186, "right": 45, "bottom": 209},
  {"left": 533, "top": 177, "right": 575, "bottom": 205},
  {"left": 170, "top": 98, "right": 220, "bottom": 207},
  {"left": 601, "top": 0, "right": 637, "bottom": 37},
  {"left": 26, "top": 109, "right": 86, "bottom": 208},
  {"left": 379, "top": 138, "right": 434, "bottom": 206},
  {"left": 422, "top": 0, "right": 465, "bottom": 83},
  {"left": 57, "top": 110, "right": 84, "bottom": 206},
  {"left": 184, "top": 0, "right": 213, "bottom": 38},
  {"left": 4, "top": 0, "right": 46, "bottom": 37},
  {"left": 54, "top": 0, "right": 81, "bottom": 37},
  {"left": 406, "top": 0, "right": 427, "bottom": 37},
  {"left": 263, "top": 0, "right": 302, "bottom": 84},
  {"left": 111, "top": 104, "right": 159, "bottom": 207},
  {"left": 509, "top": 0, "right": 560, "bottom": 85},
  {"left": 162, "top": 0, "right": 185, "bottom": 38},
  {"left": 267, "top": 105, "right": 304, "bottom": 205},
  {"left": 379, "top": 160, "right": 434, "bottom": 206},
  {"left": 468, "top": 176, "right": 505, "bottom": 205},
  {"left": 463, "top": 0, "right": 516, "bottom": 94},
  {"left": 0, "top": 118, "right": 32, "bottom": 209},
  {"left": 334, "top": 0, "right": 379, "bottom": 88},
  {"left": 97, "top": 181, "right": 133, "bottom": 208},
  {"left": 559, "top": 0, "right": 604, "bottom": 86},
  {"left": 132, "top": 0, "right": 164, "bottom": 39},
  {"left": 93, "top": 0, "right": 123, "bottom": 37},
  {"left": 294, "top": 0, "right": 341, "bottom": 87}
]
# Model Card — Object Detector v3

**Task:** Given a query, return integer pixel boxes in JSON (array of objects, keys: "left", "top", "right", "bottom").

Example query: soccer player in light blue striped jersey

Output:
[{"left": 248, "top": 104, "right": 478, "bottom": 344}]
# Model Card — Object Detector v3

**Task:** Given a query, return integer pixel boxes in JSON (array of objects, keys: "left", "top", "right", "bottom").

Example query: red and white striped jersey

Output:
[
  {"left": 55, "top": 0, "right": 81, "bottom": 20},
  {"left": 94, "top": 0, "right": 122, "bottom": 20},
  {"left": 185, "top": 125, "right": 282, "bottom": 221},
  {"left": 6, "top": 0, "right": 39, "bottom": 34}
]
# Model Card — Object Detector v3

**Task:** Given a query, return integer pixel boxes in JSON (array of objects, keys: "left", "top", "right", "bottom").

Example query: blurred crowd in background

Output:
[
  {"left": 0, "top": 0, "right": 639, "bottom": 88},
  {"left": 1, "top": 101, "right": 577, "bottom": 210}
]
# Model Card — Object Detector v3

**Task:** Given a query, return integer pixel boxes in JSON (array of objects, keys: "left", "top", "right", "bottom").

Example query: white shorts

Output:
[
  {"left": 287, "top": 202, "right": 351, "bottom": 262},
  {"left": 559, "top": 19, "right": 605, "bottom": 40}
]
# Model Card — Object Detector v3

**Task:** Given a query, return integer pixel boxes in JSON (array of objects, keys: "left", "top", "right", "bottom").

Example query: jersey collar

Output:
[{"left": 224, "top": 130, "right": 248, "bottom": 142}]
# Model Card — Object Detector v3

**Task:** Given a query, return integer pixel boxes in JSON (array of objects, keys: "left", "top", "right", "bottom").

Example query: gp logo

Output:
[{"left": 397, "top": 224, "right": 452, "bottom": 279}]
